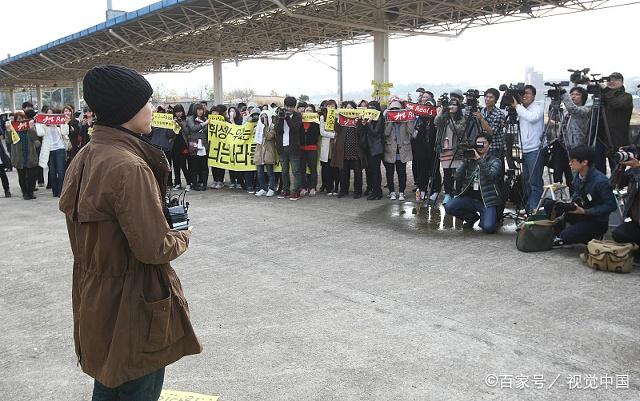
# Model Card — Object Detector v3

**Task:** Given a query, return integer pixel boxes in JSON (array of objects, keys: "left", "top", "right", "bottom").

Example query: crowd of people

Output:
[{"left": 1, "top": 71, "right": 638, "bottom": 246}]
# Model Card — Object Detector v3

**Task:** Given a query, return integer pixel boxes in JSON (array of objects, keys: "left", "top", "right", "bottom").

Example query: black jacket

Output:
[
  {"left": 275, "top": 111, "right": 302, "bottom": 156},
  {"left": 358, "top": 117, "right": 384, "bottom": 157},
  {"left": 598, "top": 86, "right": 633, "bottom": 149},
  {"left": 571, "top": 167, "right": 617, "bottom": 223},
  {"left": 456, "top": 153, "right": 504, "bottom": 207},
  {"left": 300, "top": 121, "right": 320, "bottom": 147}
]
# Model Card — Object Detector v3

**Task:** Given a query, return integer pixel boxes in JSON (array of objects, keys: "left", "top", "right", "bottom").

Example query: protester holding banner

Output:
[
  {"left": 358, "top": 101, "right": 384, "bottom": 200},
  {"left": 300, "top": 104, "right": 321, "bottom": 196},
  {"left": 275, "top": 96, "right": 303, "bottom": 201},
  {"left": 171, "top": 104, "right": 192, "bottom": 191},
  {"left": 319, "top": 100, "right": 340, "bottom": 196},
  {"left": 226, "top": 106, "right": 244, "bottom": 189},
  {"left": 332, "top": 101, "right": 366, "bottom": 199},
  {"left": 412, "top": 92, "right": 440, "bottom": 201},
  {"left": 207, "top": 105, "right": 227, "bottom": 189},
  {"left": 148, "top": 109, "right": 176, "bottom": 187},
  {"left": 244, "top": 108, "right": 261, "bottom": 193},
  {"left": 35, "top": 110, "right": 71, "bottom": 198},
  {"left": 254, "top": 110, "right": 277, "bottom": 197},
  {"left": 186, "top": 103, "right": 209, "bottom": 191},
  {"left": 382, "top": 100, "right": 414, "bottom": 201},
  {"left": 7, "top": 112, "right": 39, "bottom": 200},
  {"left": 435, "top": 99, "right": 467, "bottom": 205}
]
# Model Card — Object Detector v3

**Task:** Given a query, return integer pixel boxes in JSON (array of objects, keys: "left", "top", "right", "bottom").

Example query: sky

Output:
[{"left": 1, "top": 0, "right": 639, "bottom": 101}]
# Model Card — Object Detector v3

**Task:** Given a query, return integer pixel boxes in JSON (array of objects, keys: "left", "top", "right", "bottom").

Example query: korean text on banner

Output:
[
  {"left": 152, "top": 112, "right": 177, "bottom": 129},
  {"left": 208, "top": 121, "right": 257, "bottom": 171}
]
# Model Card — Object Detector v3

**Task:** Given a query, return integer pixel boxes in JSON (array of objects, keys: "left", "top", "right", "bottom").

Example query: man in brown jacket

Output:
[{"left": 59, "top": 65, "right": 201, "bottom": 401}]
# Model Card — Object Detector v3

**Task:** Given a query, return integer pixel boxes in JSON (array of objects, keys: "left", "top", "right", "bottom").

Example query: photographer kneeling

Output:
[
  {"left": 611, "top": 147, "right": 640, "bottom": 246},
  {"left": 542, "top": 145, "right": 617, "bottom": 246},
  {"left": 444, "top": 133, "right": 504, "bottom": 233}
]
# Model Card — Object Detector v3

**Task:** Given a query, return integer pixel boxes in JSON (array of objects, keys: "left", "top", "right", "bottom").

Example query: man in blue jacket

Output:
[{"left": 543, "top": 144, "right": 617, "bottom": 246}]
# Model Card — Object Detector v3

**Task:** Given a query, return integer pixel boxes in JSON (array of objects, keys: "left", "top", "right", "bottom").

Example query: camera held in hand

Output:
[
  {"left": 614, "top": 145, "right": 638, "bottom": 163},
  {"left": 277, "top": 108, "right": 292, "bottom": 120},
  {"left": 568, "top": 67, "right": 608, "bottom": 96},
  {"left": 459, "top": 139, "right": 483, "bottom": 160},
  {"left": 438, "top": 92, "right": 450, "bottom": 108},
  {"left": 553, "top": 198, "right": 583, "bottom": 216}
]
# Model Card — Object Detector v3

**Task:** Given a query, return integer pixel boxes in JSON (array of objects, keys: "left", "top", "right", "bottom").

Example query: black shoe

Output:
[
  {"left": 463, "top": 215, "right": 479, "bottom": 229},
  {"left": 353, "top": 193, "right": 361, "bottom": 199},
  {"left": 33, "top": 187, "right": 39, "bottom": 192},
  {"left": 46, "top": 184, "right": 51, "bottom": 189},
  {"left": 364, "top": 188, "right": 371, "bottom": 196},
  {"left": 337, "top": 193, "right": 346, "bottom": 198},
  {"left": 29, "top": 193, "right": 36, "bottom": 199},
  {"left": 4, "top": 190, "right": 10, "bottom": 198},
  {"left": 552, "top": 237, "right": 565, "bottom": 247}
]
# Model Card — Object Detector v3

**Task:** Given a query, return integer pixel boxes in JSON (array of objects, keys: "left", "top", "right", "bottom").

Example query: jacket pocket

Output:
[{"left": 139, "top": 294, "right": 185, "bottom": 353}]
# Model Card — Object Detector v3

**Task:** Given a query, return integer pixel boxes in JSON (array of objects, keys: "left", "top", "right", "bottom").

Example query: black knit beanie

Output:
[{"left": 82, "top": 65, "right": 153, "bottom": 127}]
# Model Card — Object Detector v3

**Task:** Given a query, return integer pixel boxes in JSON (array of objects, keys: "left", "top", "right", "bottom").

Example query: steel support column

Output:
[
  {"left": 373, "top": 31, "right": 389, "bottom": 84},
  {"left": 9, "top": 88, "right": 16, "bottom": 111},
  {"left": 74, "top": 80, "right": 82, "bottom": 111},
  {"left": 337, "top": 41, "right": 343, "bottom": 103},
  {"left": 212, "top": 58, "right": 223, "bottom": 104}
]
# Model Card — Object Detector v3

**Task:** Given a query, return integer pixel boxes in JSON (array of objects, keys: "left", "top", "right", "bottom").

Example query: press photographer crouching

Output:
[
  {"left": 444, "top": 133, "right": 504, "bottom": 233},
  {"left": 542, "top": 145, "right": 617, "bottom": 246},
  {"left": 611, "top": 146, "right": 640, "bottom": 246}
]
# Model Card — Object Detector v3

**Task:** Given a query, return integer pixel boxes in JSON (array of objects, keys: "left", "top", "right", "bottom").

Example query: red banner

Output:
[
  {"left": 337, "top": 114, "right": 358, "bottom": 127},
  {"left": 35, "top": 113, "right": 67, "bottom": 125},
  {"left": 406, "top": 103, "right": 437, "bottom": 117},
  {"left": 386, "top": 110, "right": 416, "bottom": 122},
  {"left": 11, "top": 121, "right": 31, "bottom": 131}
]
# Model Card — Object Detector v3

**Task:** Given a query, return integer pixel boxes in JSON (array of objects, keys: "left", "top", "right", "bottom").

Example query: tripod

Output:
[
  {"left": 503, "top": 109, "right": 527, "bottom": 221},
  {"left": 541, "top": 98, "right": 570, "bottom": 200},
  {"left": 421, "top": 109, "right": 471, "bottom": 209},
  {"left": 587, "top": 88, "right": 615, "bottom": 173}
]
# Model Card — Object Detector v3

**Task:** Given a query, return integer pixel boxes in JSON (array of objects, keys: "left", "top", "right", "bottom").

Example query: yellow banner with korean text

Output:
[
  {"left": 152, "top": 112, "right": 182, "bottom": 134},
  {"left": 207, "top": 120, "right": 257, "bottom": 171}
]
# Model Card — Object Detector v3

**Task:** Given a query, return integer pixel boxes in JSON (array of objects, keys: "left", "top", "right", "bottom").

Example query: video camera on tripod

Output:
[
  {"left": 463, "top": 89, "right": 483, "bottom": 112},
  {"left": 499, "top": 83, "right": 525, "bottom": 110},
  {"left": 544, "top": 81, "right": 569, "bottom": 102},
  {"left": 568, "top": 68, "right": 609, "bottom": 95}
]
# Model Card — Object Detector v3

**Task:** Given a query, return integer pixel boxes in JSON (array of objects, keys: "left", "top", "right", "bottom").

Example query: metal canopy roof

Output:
[{"left": 0, "top": 0, "right": 636, "bottom": 87}]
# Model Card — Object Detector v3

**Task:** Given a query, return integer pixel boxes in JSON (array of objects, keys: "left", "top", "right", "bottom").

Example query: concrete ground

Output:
[{"left": 1, "top": 169, "right": 639, "bottom": 401}]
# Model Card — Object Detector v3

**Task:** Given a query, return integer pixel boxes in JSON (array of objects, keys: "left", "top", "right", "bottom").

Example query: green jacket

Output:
[{"left": 10, "top": 127, "right": 39, "bottom": 169}]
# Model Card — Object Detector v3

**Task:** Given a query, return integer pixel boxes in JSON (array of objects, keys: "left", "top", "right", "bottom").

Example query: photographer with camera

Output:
[
  {"left": 611, "top": 146, "right": 640, "bottom": 246},
  {"left": 549, "top": 86, "right": 590, "bottom": 189},
  {"left": 511, "top": 85, "right": 545, "bottom": 212},
  {"left": 275, "top": 96, "right": 304, "bottom": 200},
  {"left": 542, "top": 145, "right": 617, "bottom": 246},
  {"left": 435, "top": 98, "right": 467, "bottom": 204},
  {"left": 473, "top": 88, "right": 505, "bottom": 158},
  {"left": 595, "top": 72, "right": 634, "bottom": 174},
  {"left": 444, "top": 133, "right": 503, "bottom": 233}
]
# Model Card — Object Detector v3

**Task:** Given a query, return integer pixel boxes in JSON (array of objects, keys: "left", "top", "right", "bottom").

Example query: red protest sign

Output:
[
  {"left": 406, "top": 103, "right": 437, "bottom": 117},
  {"left": 35, "top": 113, "right": 67, "bottom": 125},
  {"left": 11, "top": 121, "right": 31, "bottom": 131},
  {"left": 386, "top": 110, "right": 416, "bottom": 122},
  {"left": 337, "top": 114, "right": 358, "bottom": 127}
]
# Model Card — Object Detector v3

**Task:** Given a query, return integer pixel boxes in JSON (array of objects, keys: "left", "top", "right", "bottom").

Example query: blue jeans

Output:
[
  {"left": 92, "top": 367, "right": 165, "bottom": 401},
  {"left": 279, "top": 146, "right": 301, "bottom": 194},
  {"left": 522, "top": 150, "right": 544, "bottom": 212},
  {"left": 244, "top": 171, "right": 255, "bottom": 191},
  {"left": 48, "top": 148, "right": 67, "bottom": 197},
  {"left": 257, "top": 164, "right": 275, "bottom": 191},
  {"left": 445, "top": 196, "right": 498, "bottom": 233}
]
